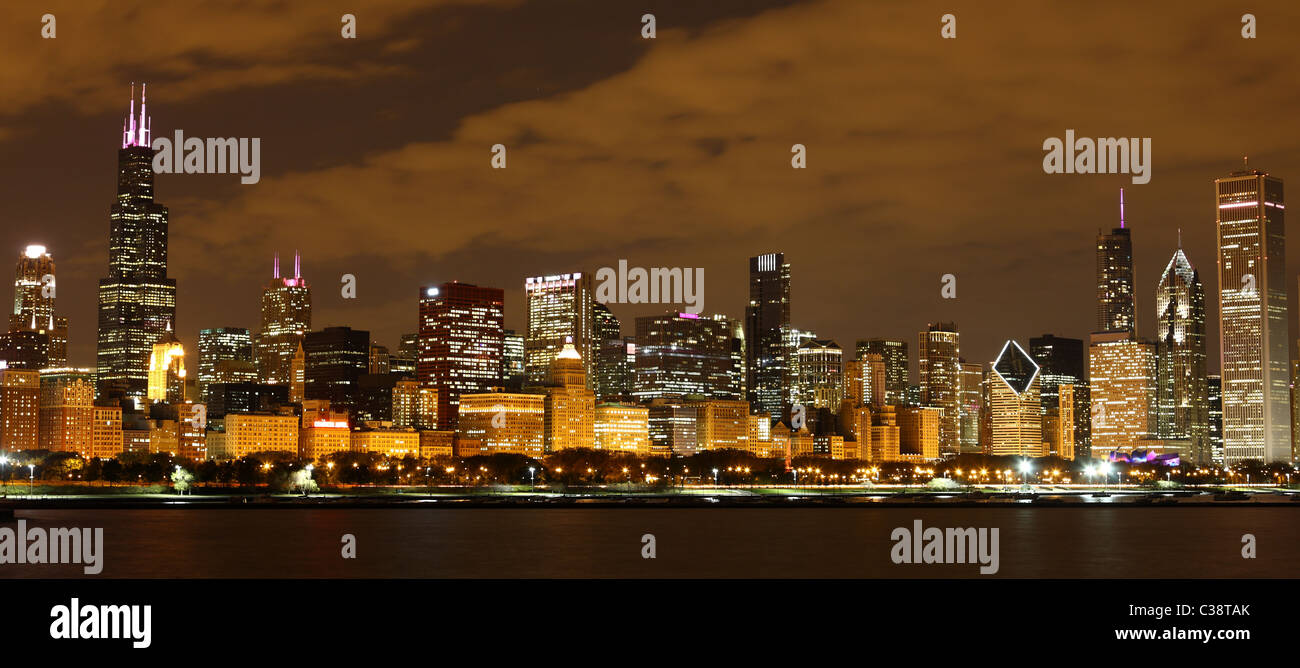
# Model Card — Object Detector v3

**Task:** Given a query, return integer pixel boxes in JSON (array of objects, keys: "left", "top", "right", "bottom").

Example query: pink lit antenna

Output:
[
  {"left": 1119, "top": 188, "right": 1126, "bottom": 229},
  {"left": 294, "top": 251, "right": 301, "bottom": 279},
  {"left": 274, "top": 253, "right": 281, "bottom": 279}
]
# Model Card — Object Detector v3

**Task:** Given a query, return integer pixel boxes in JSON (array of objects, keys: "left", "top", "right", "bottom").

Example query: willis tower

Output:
[{"left": 96, "top": 84, "right": 177, "bottom": 399}]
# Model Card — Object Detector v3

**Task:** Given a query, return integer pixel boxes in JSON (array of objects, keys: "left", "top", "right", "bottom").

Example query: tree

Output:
[{"left": 170, "top": 466, "right": 194, "bottom": 495}]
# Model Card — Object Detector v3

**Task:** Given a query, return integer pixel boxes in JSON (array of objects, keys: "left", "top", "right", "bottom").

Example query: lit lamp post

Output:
[
  {"left": 0, "top": 455, "right": 8, "bottom": 494},
  {"left": 1018, "top": 460, "right": 1031, "bottom": 489},
  {"left": 713, "top": 468, "right": 719, "bottom": 487},
  {"left": 28, "top": 464, "right": 36, "bottom": 496},
  {"left": 529, "top": 466, "right": 536, "bottom": 488}
]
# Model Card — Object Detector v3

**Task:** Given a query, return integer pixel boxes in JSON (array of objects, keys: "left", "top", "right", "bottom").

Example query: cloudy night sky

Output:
[{"left": 3, "top": 0, "right": 1300, "bottom": 375}]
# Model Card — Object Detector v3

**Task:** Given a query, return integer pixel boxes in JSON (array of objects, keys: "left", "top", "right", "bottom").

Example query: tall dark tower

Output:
[
  {"left": 1096, "top": 189, "right": 1136, "bottom": 334},
  {"left": 96, "top": 83, "right": 176, "bottom": 399},
  {"left": 746, "top": 252, "right": 790, "bottom": 421}
]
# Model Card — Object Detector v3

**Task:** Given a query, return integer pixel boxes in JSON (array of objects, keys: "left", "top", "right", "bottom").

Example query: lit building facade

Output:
[
  {"left": 254, "top": 253, "right": 311, "bottom": 387},
  {"left": 1155, "top": 248, "right": 1210, "bottom": 464},
  {"left": 198, "top": 328, "right": 253, "bottom": 399},
  {"left": 746, "top": 253, "right": 791, "bottom": 420},
  {"left": 0, "top": 368, "right": 40, "bottom": 450},
  {"left": 39, "top": 368, "right": 94, "bottom": 455},
  {"left": 856, "top": 339, "right": 908, "bottom": 406},
  {"left": 9, "top": 245, "right": 68, "bottom": 367},
  {"left": 633, "top": 313, "right": 739, "bottom": 401},
  {"left": 97, "top": 85, "right": 176, "bottom": 399},
  {"left": 1215, "top": 168, "right": 1290, "bottom": 463},
  {"left": 418, "top": 282, "right": 504, "bottom": 429},
  {"left": 303, "top": 326, "right": 369, "bottom": 409},
  {"left": 456, "top": 392, "right": 545, "bottom": 457},
  {"left": 208, "top": 412, "right": 299, "bottom": 460},
  {"left": 793, "top": 339, "right": 843, "bottom": 410},
  {"left": 525, "top": 273, "right": 593, "bottom": 387},
  {"left": 1089, "top": 332, "right": 1157, "bottom": 454},
  {"left": 544, "top": 341, "right": 595, "bottom": 452},
  {"left": 988, "top": 340, "right": 1044, "bottom": 457},
  {"left": 147, "top": 332, "right": 186, "bottom": 404},
  {"left": 918, "top": 322, "right": 961, "bottom": 455},
  {"left": 1029, "top": 334, "right": 1089, "bottom": 458},
  {"left": 594, "top": 403, "right": 651, "bottom": 455}
]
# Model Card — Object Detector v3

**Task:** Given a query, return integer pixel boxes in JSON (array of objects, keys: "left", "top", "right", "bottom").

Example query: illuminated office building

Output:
[
  {"left": 1154, "top": 247, "right": 1210, "bottom": 465},
  {"left": 1029, "top": 334, "right": 1089, "bottom": 458},
  {"left": 255, "top": 253, "right": 311, "bottom": 386},
  {"left": 918, "top": 322, "right": 961, "bottom": 455},
  {"left": 146, "top": 331, "right": 186, "bottom": 404},
  {"left": 746, "top": 253, "right": 791, "bottom": 420},
  {"left": 525, "top": 272, "right": 593, "bottom": 387},
  {"left": 393, "top": 379, "right": 438, "bottom": 430},
  {"left": 0, "top": 368, "right": 40, "bottom": 450},
  {"left": 9, "top": 245, "right": 68, "bottom": 367},
  {"left": 647, "top": 399, "right": 698, "bottom": 456},
  {"left": 1097, "top": 190, "right": 1136, "bottom": 334},
  {"left": 1207, "top": 374, "right": 1224, "bottom": 465},
  {"left": 97, "top": 84, "right": 176, "bottom": 399},
  {"left": 987, "top": 340, "right": 1044, "bottom": 457},
  {"left": 418, "top": 282, "right": 504, "bottom": 429},
  {"left": 39, "top": 368, "right": 94, "bottom": 454},
  {"left": 633, "top": 313, "right": 738, "bottom": 401},
  {"left": 544, "top": 341, "right": 595, "bottom": 452},
  {"left": 856, "top": 339, "right": 908, "bottom": 406},
  {"left": 793, "top": 339, "right": 843, "bottom": 410},
  {"left": 959, "top": 361, "right": 984, "bottom": 453},
  {"left": 1088, "top": 331, "right": 1157, "bottom": 454},
  {"left": 303, "top": 327, "right": 369, "bottom": 409},
  {"left": 502, "top": 330, "right": 526, "bottom": 391},
  {"left": 198, "top": 328, "right": 253, "bottom": 399},
  {"left": 1215, "top": 168, "right": 1290, "bottom": 463},
  {"left": 456, "top": 392, "right": 544, "bottom": 457},
  {"left": 594, "top": 403, "right": 650, "bottom": 455}
]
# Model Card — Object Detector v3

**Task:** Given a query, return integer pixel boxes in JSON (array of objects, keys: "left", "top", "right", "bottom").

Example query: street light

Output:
[
  {"left": 28, "top": 464, "right": 35, "bottom": 496},
  {"left": 0, "top": 455, "right": 8, "bottom": 494},
  {"left": 528, "top": 466, "right": 536, "bottom": 488},
  {"left": 713, "top": 468, "right": 719, "bottom": 487},
  {"left": 1018, "top": 460, "right": 1031, "bottom": 488}
]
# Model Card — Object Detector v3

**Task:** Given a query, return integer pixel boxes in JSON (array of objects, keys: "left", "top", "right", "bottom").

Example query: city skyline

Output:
[{"left": 5, "top": 2, "right": 1300, "bottom": 380}]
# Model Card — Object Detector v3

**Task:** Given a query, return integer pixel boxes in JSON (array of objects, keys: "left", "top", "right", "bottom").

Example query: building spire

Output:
[
  {"left": 1119, "top": 187, "right": 1126, "bottom": 229},
  {"left": 294, "top": 250, "right": 301, "bottom": 279},
  {"left": 122, "top": 82, "right": 153, "bottom": 148},
  {"left": 1177, "top": 228, "right": 1182, "bottom": 249},
  {"left": 273, "top": 253, "right": 280, "bottom": 279}
]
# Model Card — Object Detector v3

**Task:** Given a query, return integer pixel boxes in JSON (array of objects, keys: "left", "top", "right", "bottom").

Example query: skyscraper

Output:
[
  {"left": 525, "top": 272, "right": 593, "bottom": 387},
  {"left": 9, "top": 245, "right": 68, "bottom": 368},
  {"left": 1208, "top": 374, "right": 1224, "bottom": 465},
  {"left": 793, "top": 339, "right": 843, "bottom": 410},
  {"left": 1155, "top": 246, "right": 1210, "bottom": 464},
  {"left": 1029, "top": 334, "right": 1089, "bottom": 458},
  {"left": 856, "top": 339, "right": 908, "bottom": 405},
  {"left": 633, "top": 313, "right": 739, "bottom": 401},
  {"left": 1088, "top": 331, "right": 1157, "bottom": 454},
  {"left": 198, "top": 327, "right": 253, "bottom": 399},
  {"left": 418, "top": 282, "right": 505, "bottom": 429},
  {"left": 303, "top": 327, "right": 369, "bottom": 410},
  {"left": 959, "top": 361, "right": 984, "bottom": 453},
  {"left": 987, "top": 340, "right": 1044, "bottom": 457},
  {"left": 918, "top": 322, "right": 961, "bottom": 455},
  {"left": 1215, "top": 167, "right": 1290, "bottom": 463},
  {"left": 746, "top": 253, "right": 791, "bottom": 420},
  {"left": 255, "top": 253, "right": 311, "bottom": 386},
  {"left": 97, "top": 84, "right": 176, "bottom": 399},
  {"left": 146, "top": 331, "right": 186, "bottom": 404},
  {"left": 1097, "top": 190, "right": 1136, "bottom": 334}
]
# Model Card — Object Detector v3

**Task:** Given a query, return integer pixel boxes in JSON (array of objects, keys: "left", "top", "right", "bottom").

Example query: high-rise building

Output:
[
  {"left": 9, "top": 245, "right": 68, "bottom": 367},
  {"left": 97, "top": 84, "right": 176, "bottom": 399},
  {"left": 633, "top": 313, "right": 739, "bottom": 401},
  {"left": 647, "top": 399, "right": 698, "bottom": 456},
  {"left": 39, "top": 368, "right": 94, "bottom": 455},
  {"left": 368, "top": 343, "right": 391, "bottom": 375},
  {"left": 303, "top": 327, "right": 369, "bottom": 410},
  {"left": 544, "top": 340, "right": 595, "bottom": 452},
  {"left": 502, "top": 330, "right": 525, "bottom": 391},
  {"left": 255, "top": 253, "right": 311, "bottom": 386},
  {"left": 856, "top": 339, "right": 908, "bottom": 406},
  {"left": 0, "top": 368, "right": 40, "bottom": 450},
  {"left": 456, "top": 392, "right": 544, "bottom": 457},
  {"left": 390, "top": 333, "right": 418, "bottom": 376},
  {"left": 959, "top": 361, "right": 983, "bottom": 453},
  {"left": 1097, "top": 190, "right": 1136, "bottom": 334},
  {"left": 987, "top": 340, "right": 1044, "bottom": 457},
  {"left": 146, "top": 331, "right": 186, "bottom": 404},
  {"left": 1089, "top": 331, "right": 1157, "bottom": 454},
  {"left": 1029, "top": 334, "right": 1089, "bottom": 458},
  {"left": 1208, "top": 374, "right": 1224, "bottom": 465},
  {"left": 746, "top": 253, "right": 791, "bottom": 420},
  {"left": 793, "top": 339, "right": 843, "bottom": 410},
  {"left": 918, "top": 322, "right": 961, "bottom": 455},
  {"left": 525, "top": 272, "right": 593, "bottom": 387},
  {"left": 1215, "top": 168, "right": 1290, "bottom": 463},
  {"left": 198, "top": 328, "right": 253, "bottom": 399},
  {"left": 1155, "top": 246, "right": 1210, "bottom": 465},
  {"left": 392, "top": 378, "right": 438, "bottom": 430},
  {"left": 418, "top": 282, "right": 504, "bottom": 429},
  {"left": 593, "top": 303, "right": 626, "bottom": 400}
]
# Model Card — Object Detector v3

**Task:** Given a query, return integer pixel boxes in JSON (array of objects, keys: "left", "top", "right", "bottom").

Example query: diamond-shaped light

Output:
[{"left": 992, "top": 340, "right": 1039, "bottom": 396}]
